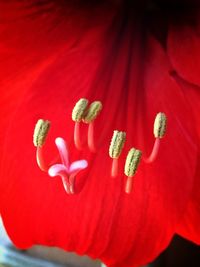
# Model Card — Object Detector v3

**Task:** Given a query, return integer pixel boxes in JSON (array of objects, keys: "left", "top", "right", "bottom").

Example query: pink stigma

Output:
[{"left": 48, "top": 137, "right": 88, "bottom": 194}]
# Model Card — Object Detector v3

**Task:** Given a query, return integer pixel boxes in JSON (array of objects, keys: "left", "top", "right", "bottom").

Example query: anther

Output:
[
  {"left": 124, "top": 148, "right": 142, "bottom": 194},
  {"left": 144, "top": 112, "right": 167, "bottom": 163},
  {"left": 33, "top": 119, "right": 50, "bottom": 147},
  {"left": 83, "top": 101, "right": 103, "bottom": 153},
  {"left": 72, "top": 98, "right": 88, "bottom": 150},
  {"left": 33, "top": 119, "right": 51, "bottom": 172},
  {"left": 154, "top": 112, "right": 167, "bottom": 138},
  {"left": 109, "top": 130, "right": 126, "bottom": 177}
]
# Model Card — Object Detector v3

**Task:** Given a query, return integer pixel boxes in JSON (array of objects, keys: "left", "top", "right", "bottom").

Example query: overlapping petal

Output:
[{"left": 0, "top": 1, "right": 199, "bottom": 267}]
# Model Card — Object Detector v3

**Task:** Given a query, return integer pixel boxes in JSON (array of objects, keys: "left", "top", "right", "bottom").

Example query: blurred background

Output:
[{"left": 0, "top": 217, "right": 200, "bottom": 267}]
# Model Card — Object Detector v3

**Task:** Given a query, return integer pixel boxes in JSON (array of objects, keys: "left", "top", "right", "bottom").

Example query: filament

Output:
[
  {"left": 111, "top": 158, "right": 118, "bottom": 177},
  {"left": 125, "top": 176, "right": 133, "bottom": 194},
  {"left": 143, "top": 138, "right": 160, "bottom": 163},
  {"left": 36, "top": 146, "right": 49, "bottom": 172},
  {"left": 88, "top": 121, "right": 96, "bottom": 153},
  {"left": 74, "top": 122, "right": 82, "bottom": 150}
]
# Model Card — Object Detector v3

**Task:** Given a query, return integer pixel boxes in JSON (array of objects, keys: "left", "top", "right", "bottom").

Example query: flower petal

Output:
[
  {"left": 0, "top": 3, "right": 199, "bottom": 267},
  {"left": 167, "top": 15, "right": 200, "bottom": 86}
]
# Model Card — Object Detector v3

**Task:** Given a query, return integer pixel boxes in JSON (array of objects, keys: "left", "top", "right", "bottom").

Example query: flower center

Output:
[{"left": 33, "top": 98, "right": 167, "bottom": 195}]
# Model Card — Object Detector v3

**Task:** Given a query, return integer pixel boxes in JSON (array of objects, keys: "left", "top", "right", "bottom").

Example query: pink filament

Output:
[
  {"left": 143, "top": 138, "right": 160, "bottom": 163},
  {"left": 111, "top": 158, "right": 118, "bottom": 177},
  {"left": 36, "top": 146, "right": 49, "bottom": 172},
  {"left": 88, "top": 121, "right": 96, "bottom": 153},
  {"left": 74, "top": 122, "right": 82, "bottom": 150},
  {"left": 125, "top": 176, "right": 133, "bottom": 194}
]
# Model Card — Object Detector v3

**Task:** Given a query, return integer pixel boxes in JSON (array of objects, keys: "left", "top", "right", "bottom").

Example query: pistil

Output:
[{"left": 48, "top": 137, "right": 88, "bottom": 194}]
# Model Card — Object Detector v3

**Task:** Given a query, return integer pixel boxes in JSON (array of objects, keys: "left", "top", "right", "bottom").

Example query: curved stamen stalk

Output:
[
  {"left": 88, "top": 121, "right": 96, "bottom": 153},
  {"left": 72, "top": 98, "right": 89, "bottom": 150},
  {"left": 143, "top": 138, "right": 160, "bottom": 163},
  {"left": 33, "top": 119, "right": 51, "bottom": 172},
  {"left": 143, "top": 112, "right": 167, "bottom": 164},
  {"left": 36, "top": 146, "right": 49, "bottom": 172},
  {"left": 109, "top": 130, "right": 126, "bottom": 177},
  {"left": 124, "top": 148, "right": 142, "bottom": 194},
  {"left": 82, "top": 101, "right": 102, "bottom": 153},
  {"left": 74, "top": 122, "right": 82, "bottom": 150}
]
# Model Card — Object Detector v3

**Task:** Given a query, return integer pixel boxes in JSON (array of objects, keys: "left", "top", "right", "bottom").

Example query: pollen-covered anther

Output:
[
  {"left": 33, "top": 119, "right": 50, "bottom": 147},
  {"left": 154, "top": 112, "right": 167, "bottom": 138},
  {"left": 82, "top": 101, "right": 102, "bottom": 123},
  {"left": 72, "top": 98, "right": 89, "bottom": 150},
  {"left": 124, "top": 148, "right": 142, "bottom": 194},
  {"left": 109, "top": 130, "right": 126, "bottom": 177},
  {"left": 109, "top": 130, "right": 126, "bottom": 159},
  {"left": 72, "top": 98, "right": 89, "bottom": 122}
]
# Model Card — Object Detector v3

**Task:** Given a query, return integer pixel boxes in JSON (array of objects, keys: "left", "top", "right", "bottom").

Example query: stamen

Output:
[
  {"left": 82, "top": 101, "right": 102, "bottom": 153},
  {"left": 72, "top": 98, "right": 88, "bottom": 150},
  {"left": 144, "top": 112, "right": 167, "bottom": 163},
  {"left": 109, "top": 130, "right": 126, "bottom": 177},
  {"left": 124, "top": 148, "right": 142, "bottom": 194},
  {"left": 33, "top": 119, "right": 51, "bottom": 172}
]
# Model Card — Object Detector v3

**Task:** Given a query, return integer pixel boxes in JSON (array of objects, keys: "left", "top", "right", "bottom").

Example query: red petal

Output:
[
  {"left": 167, "top": 17, "right": 200, "bottom": 86},
  {"left": 0, "top": 2, "right": 198, "bottom": 267},
  {"left": 170, "top": 76, "right": 200, "bottom": 244},
  {"left": 176, "top": 154, "right": 200, "bottom": 244}
]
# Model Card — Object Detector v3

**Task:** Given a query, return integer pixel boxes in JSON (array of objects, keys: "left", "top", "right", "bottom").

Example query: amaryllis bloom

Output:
[{"left": 0, "top": 0, "right": 200, "bottom": 266}]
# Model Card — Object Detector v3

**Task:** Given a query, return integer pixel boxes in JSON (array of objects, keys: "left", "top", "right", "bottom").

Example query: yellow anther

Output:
[
  {"left": 124, "top": 148, "right": 142, "bottom": 177},
  {"left": 109, "top": 130, "right": 126, "bottom": 158},
  {"left": 154, "top": 112, "right": 167, "bottom": 138},
  {"left": 33, "top": 119, "right": 50, "bottom": 147},
  {"left": 83, "top": 101, "right": 102, "bottom": 123},
  {"left": 72, "top": 98, "right": 88, "bottom": 122}
]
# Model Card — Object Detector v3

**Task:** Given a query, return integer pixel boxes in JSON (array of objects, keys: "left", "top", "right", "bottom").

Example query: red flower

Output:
[{"left": 0, "top": 1, "right": 200, "bottom": 266}]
